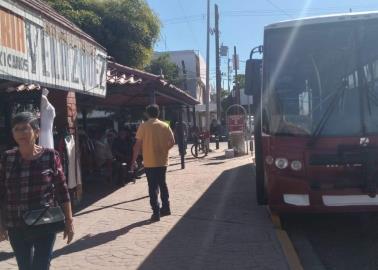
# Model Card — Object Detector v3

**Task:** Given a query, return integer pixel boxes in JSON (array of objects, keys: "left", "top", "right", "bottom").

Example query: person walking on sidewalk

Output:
[
  {"left": 131, "top": 104, "right": 175, "bottom": 222},
  {"left": 0, "top": 112, "right": 74, "bottom": 270}
]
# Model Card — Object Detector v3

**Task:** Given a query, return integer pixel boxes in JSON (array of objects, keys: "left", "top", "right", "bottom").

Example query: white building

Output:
[{"left": 154, "top": 50, "right": 206, "bottom": 104}]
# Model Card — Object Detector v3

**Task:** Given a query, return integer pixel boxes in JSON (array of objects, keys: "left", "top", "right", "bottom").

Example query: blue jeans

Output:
[
  {"left": 8, "top": 228, "right": 56, "bottom": 270},
  {"left": 145, "top": 167, "right": 170, "bottom": 214}
]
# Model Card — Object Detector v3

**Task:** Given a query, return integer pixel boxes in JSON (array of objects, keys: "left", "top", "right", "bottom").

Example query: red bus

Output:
[{"left": 246, "top": 11, "right": 378, "bottom": 213}]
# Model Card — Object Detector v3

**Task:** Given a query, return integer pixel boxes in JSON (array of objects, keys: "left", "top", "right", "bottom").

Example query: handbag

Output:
[{"left": 22, "top": 203, "right": 66, "bottom": 235}]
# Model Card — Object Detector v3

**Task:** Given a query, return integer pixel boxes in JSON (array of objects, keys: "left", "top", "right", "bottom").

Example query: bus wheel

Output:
[{"left": 255, "top": 156, "right": 268, "bottom": 205}]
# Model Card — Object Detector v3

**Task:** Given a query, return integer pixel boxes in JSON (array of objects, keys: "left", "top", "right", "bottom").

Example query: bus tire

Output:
[
  {"left": 254, "top": 114, "right": 267, "bottom": 205},
  {"left": 255, "top": 159, "right": 267, "bottom": 205}
]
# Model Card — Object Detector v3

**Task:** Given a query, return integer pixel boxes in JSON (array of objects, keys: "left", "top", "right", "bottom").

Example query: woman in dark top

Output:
[{"left": 0, "top": 112, "right": 74, "bottom": 270}]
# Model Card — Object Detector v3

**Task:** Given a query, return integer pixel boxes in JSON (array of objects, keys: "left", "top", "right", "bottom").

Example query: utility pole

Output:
[
  {"left": 181, "top": 60, "right": 188, "bottom": 125},
  {"left": 205, "top": 0, "right": 210, "bottom": 140},
  {"left": 215, "top": 4, "right": 221, "bottom": 121},
  {"left": 227, "top": 58, "right": 231, "bottom": 92},
  {"left": 234, "top": 46, "right": 240, "bottom": 105}
]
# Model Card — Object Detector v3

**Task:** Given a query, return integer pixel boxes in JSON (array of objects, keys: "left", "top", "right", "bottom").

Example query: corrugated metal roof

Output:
[
  {"left": 77, "top": 61, "right": 199, "bottom": 108},
  {"left": 108, "top": 61, "right": 199, "bottom": 106},
  {"left": 16, "top": 0, "right": 105, "bottom": 51}
]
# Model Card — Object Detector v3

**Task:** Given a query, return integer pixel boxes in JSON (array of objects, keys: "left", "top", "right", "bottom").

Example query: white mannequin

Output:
[{"left": 39, "top": 88, "right": 56, "bottom": 149}]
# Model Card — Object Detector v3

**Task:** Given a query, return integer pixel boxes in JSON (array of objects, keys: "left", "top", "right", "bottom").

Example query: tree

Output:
[
  {"left": 234, "top": 74, "right": 245, "bottom": 89},
  {"left": 221, "top": 90, "right": 233, "bottom": 115},
  {"left": 44, "top": 0, "right": 160, "bottom": 68},
  {"left": 145, "top": 54, "right": 184, "bottom": 86},
  {"left": 221, "top": 89, "right": 229, "bottom": 99}
]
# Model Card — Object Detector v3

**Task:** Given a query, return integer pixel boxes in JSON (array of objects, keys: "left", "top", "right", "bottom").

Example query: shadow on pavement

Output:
[
  {"left": 53, "top": 219, "right": 151, "bottom": 258},
  {"left": 169, "top": 159, "right": 197, "bottom": 166},
  {"left": 209, "top": 155, "right": 228, "bottom": 161},
  {"left": 74, "top": 196, "right": 149, "bottom": 217},
  {"left": 167, "top": 168, "right": 184, "bottom": 172},
  {"left": 75, "top": 173, "right": 146, "bottom": 213},
  {"left": 0, "top": 251, "right": 13, "bottom": 261},
  {"left": 138, "top": 163, "right": 288, "bottom": 270},
  {"left": 184, "top": 156, "right": 197, "bottom": 161},
  {"left": 74, "top": 178, "right": 119, "bottom": 213},
  {"left": 202, "top": 161, "right": 225, "bottom": 166}
]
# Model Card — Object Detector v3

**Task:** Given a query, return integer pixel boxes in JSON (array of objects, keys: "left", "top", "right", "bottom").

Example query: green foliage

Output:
[
  {"left": 221, "top": 89, "right": 229, "bottom": 99},
  {"left": 235, "top": 74, "right": 245, "bottom": 89},
  {"left": 221, "top": 92, "right": 233, "bottom": 113},
  {"left": 43, "top": 0, "right": 160, "bottom": 68},
  {"left": 145, "top": 54, "right": 184, "bottom": 86}
]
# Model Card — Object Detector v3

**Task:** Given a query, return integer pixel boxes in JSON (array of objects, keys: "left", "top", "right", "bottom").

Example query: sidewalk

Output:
[{"left": 0, "top": 143, "right": 289, "bottom": 270}]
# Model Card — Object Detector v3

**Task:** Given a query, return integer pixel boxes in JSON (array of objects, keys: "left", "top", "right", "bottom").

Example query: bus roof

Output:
[{"left": 265, "top": 10, "right": 378, "bottom": 30}]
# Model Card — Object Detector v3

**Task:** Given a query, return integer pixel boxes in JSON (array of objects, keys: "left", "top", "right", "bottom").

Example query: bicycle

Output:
[{"left": 191, "top": 132, "right": 209, "bottom": 158}]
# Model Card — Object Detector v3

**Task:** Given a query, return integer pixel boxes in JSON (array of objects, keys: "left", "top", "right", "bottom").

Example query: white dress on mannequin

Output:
[{"left": 39, "top": 90, "right": 56, "bottom": 149}]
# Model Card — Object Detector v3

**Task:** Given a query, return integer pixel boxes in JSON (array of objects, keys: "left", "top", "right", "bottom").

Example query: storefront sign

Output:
[
  {"left": 228, "top": 114, "right": 245, "bottom": 134},
  {"left": 0, "top": 1, "right": 107, "bottom": 97}
]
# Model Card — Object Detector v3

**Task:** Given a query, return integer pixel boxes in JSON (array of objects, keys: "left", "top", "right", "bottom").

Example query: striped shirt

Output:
[{"left": 0, "top": 148, "right": 70, "bottom": 228}]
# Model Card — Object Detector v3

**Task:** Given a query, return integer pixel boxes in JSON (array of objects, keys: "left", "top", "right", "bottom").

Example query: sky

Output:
[{"left": 146, "top": 0, "right": 378, "bottom": 88}]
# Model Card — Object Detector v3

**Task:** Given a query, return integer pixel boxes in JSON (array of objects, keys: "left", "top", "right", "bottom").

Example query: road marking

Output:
[
  {"left": 275, "top": 229, "right": 304, "bottom": 270},
  {"left": 267, "top": 208, "right": 304, "bottom": 270}
]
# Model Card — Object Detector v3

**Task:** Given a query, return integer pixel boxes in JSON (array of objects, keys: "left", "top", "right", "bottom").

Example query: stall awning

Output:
[{"left": 77, "top": 62, "right": 199, "bottom": 109}]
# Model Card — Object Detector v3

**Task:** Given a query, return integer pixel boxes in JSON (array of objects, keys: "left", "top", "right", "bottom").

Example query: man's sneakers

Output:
[
  {"left": 150, "top": 212, "right": 160, "bottom": 222},
  {"left": 160, "top": 208, "right": 171, "bottom": 217},
  {"left": 150, "top": 208, "right": 171, "bottom": 222}
]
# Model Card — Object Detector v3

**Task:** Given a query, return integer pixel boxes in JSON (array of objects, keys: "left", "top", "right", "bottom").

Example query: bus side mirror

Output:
[
  {"left": 245, "top": 59, "right": 262, "bottom": 114},
  {"left": 245, "top": 59, "right": 262, "bottom": 96}
]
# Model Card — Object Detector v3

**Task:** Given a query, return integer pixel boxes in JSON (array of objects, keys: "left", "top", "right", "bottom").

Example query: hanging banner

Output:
[{"left": 0, "top": 0, "right": 107, "bottom": 97}]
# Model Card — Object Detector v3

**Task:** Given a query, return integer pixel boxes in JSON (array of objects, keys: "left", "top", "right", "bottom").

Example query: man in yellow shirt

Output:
[{"left": 131, "top": 104, "right": 175, "bottom": 222}]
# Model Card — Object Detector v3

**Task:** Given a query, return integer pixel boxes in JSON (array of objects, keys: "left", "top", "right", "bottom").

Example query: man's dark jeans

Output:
[
  {"left": 145, "top": 167, "right": 170, "bottom": 214},
  {"left": 8, "top": 228, "right": 56, "bottom": 270}
]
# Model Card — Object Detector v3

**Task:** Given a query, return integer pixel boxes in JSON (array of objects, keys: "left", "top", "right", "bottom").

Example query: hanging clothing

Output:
[
  {"left": 64, "top": 134, "right": 82, "bottom": 189},
  {"left": 39, "top": 95, "right": 56, "bottom": 149},
  {"left": 56, "top": 135, "right": 69, "bottom": 181},
  {"left": 76, "top": 152, "right": 82, "bottom": 189}
]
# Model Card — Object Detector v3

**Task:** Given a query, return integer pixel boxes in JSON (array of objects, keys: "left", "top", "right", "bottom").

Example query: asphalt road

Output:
[{"left": 283, "top": 212, "right": 378, "bottom": 270}]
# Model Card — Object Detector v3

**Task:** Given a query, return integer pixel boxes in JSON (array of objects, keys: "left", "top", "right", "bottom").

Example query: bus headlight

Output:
[
  {"left": 275, "top": 158, "right": 288, "bottom": 169},
  {"left": 291, "top": 160, "right": 303, "bottom": 171}
]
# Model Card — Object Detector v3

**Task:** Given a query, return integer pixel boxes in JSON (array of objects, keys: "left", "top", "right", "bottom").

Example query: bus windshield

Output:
[{"left": 263, "top": 18, "right": 378, "bottom": 137}]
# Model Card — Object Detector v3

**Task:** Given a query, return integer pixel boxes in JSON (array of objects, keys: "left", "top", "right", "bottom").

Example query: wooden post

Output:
[
  {"left": 192, "top": 105, "right": 198, "bottom": 157},
  {"left": 186, "top": 105, "right": 191, "bottom": 126},
  {"left": 150, "top": 89, "right": 156, "bottom": 104},
  {"left": 178, "top": 107, "right": 185, "bottom": 169},
  {"left": 162, "top": 106, "right": 166, "bottom": 120},
  {"left": 192, "top": 105, "right": 197, "bottom": 130}
]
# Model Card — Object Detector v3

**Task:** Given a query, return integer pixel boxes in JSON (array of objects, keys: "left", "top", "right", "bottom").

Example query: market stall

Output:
[{"left": 0, "top": 0, "right": 107, "bottom": 203}]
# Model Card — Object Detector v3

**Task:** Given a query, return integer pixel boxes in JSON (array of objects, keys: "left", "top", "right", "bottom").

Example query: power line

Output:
[
  {"left": 158, "top": 34, "right": 170, "bottom": 51},
  {"left": 264, "top": 0, "right": 294, "bottom": 19},
  {"left": 176, "top": 0, "right": 201, "bottom": 49},
  {"left": 164, "top": 14, "right": 205, "bottom": 24},
  {"left": 162, "top": 5, "right": 378, "bottom": 24}
]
